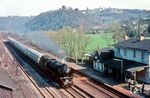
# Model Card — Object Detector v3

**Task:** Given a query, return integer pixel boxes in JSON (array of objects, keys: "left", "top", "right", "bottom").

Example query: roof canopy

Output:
[
  {"left": 125, "top": 63, "right": 148, "bottom": 73},
  {"left": 103, "top": 58, "right": 148, "bottom": 72},
  {"left": 103, "top": 58, "right": 123, "bottom": 69}
]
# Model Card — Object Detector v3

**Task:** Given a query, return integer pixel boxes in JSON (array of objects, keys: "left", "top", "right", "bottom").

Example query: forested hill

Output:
[
  {"left": 0, "top": 7, "right": 150, "bottom": 32},
  {"left": 0, "top": 16, "right": 33, "bottom": 32},
  {"left": 26, "top": 7, "right": 150, "bottom": 31},
  {"left": 26, "top": 9, "right": 100, "bottom": 31},
  {"left": 85, "top": 8, "right": 150, "bottom": 23}
]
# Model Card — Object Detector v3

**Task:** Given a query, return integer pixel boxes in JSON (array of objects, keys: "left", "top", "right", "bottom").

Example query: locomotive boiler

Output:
[{"left": 8, "top": 37, "right": 73, "bottom": 88}]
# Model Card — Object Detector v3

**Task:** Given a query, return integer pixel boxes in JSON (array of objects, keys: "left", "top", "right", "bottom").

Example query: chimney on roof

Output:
[
  {"left": 140, "top": 34, "right": 144, "bottom": 41},
  {"left": 124, "top": 34, "right": 129, "bottom": 40}
]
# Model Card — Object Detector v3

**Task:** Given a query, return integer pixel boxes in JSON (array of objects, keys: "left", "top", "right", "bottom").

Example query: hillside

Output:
[
  {"left": 26, "top": 9, "right": 100, "bottom": 31},
  {"left": 88, "top": 8, "right": 150, "bottom": 23},
  {"left": 0, "top": 16, "right": 33, "bottom": 32},
  {"left": 26, "top": 7, "right": 150, "bottom": 31},
  {"left": 0, "top": 7, "right": 150, "bottom": 32}
]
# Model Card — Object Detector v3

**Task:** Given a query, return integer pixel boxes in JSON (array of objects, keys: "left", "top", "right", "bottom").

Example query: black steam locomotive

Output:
[{"left": 8, "top": 37, "right": 73, "bottom": 88}]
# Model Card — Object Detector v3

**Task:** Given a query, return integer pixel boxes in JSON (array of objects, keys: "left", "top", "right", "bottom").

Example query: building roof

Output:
[
  {"left": 124, "top": 62, "right": 148, "bottom": 80},
  {"left": 0, "top": 86, "right": 12, "bottom": 98},
  {"left": 125, "top": 63, "right": 148, "bottom": 73},
  {"left": 115, "top": 38, "right": 150, "bottom": 52},
  {"left": 91, "top": 48, "right": 114, "bottom": 62},
  {"left": 0, "top": 68, "right": 14, "bottom": 90}
]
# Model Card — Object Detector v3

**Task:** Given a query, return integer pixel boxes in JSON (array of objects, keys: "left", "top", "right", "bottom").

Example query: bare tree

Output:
[{"left": 47, "top": 27, "right": 90, "bottom": 60}]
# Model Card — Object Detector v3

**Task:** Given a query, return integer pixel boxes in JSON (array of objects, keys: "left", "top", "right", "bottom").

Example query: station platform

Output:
[{"left": 68, "top": 62, "right": 120, "bottom": 85}]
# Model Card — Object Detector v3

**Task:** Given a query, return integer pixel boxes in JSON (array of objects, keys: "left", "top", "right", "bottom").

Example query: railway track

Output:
[
  {"left": 65, "top": 85, "right": 94, "bottom": 98},
  {"left": 5, "top": 42, "right": 60, "bottom": 98},
  {"left": 5, "top": 42, "right": 95, "bottom": 98},
  {"left": 73, "top": 73, "right": 120, "bottom": 97},
  {"left": 5, "top": 41, "right": 137, "bottom": 98},
  {"left": 73, "top": 71, "right": 134, "bottom": 98}
]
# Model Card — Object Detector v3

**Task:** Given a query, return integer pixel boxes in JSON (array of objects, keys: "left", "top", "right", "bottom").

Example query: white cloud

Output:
[{"left": 0, "top": 0, "right": 150, "bottom": 16}]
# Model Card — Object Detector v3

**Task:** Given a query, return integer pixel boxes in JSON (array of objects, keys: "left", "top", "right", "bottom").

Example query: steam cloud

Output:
[{"left": 23, "top": 31, "right": 66, "bottom": 59}]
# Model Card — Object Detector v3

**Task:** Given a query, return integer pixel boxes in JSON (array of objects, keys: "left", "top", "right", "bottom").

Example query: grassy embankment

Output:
[{"left": 85, "top": 33, "right": 114, "bottom": 53}]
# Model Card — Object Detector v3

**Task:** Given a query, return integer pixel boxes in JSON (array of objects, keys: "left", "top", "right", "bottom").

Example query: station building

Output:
[
  {"left": 92, "top": 34, "right": 150, "bottom": 83},
  {"left": 114, "top": 34, "right": 150, "bottom": 83},
  {"left": 92, "top": 48, "right": 114, "bottom": 73}
]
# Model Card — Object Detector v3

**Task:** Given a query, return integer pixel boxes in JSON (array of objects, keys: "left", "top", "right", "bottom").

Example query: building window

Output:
[
  {"left": 141, "top": 51, "right": 144, "bottom": 59},
  {"left": 124, "top": 48, "right": 127, "bottom": 56},
  {"left": 133, "top": 50, "right": 136, "bottom": 57},
  {"left": 117, "top": 48, "right": 120, "bottom": 54}
]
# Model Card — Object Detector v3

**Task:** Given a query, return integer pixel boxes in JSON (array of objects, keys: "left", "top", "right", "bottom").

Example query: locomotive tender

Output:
[{"left": 8, "top": 37, "right": 73, "bottom": 87}]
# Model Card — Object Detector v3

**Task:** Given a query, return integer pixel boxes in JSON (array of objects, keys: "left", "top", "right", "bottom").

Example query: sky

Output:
[{"left": 0, "top": 0, "right": 150, "bottom": 16}]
